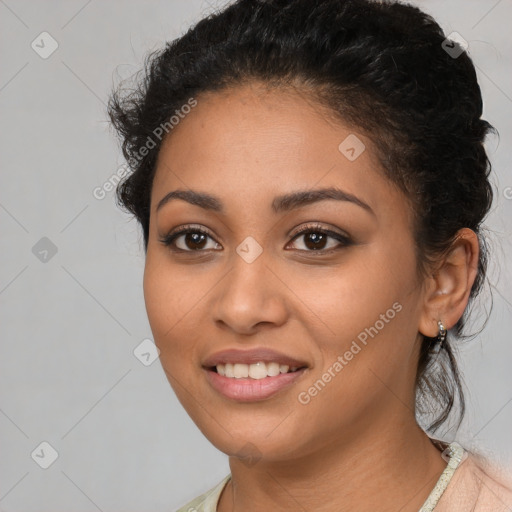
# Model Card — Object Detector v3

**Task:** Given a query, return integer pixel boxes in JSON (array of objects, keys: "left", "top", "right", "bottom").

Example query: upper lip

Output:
[{"left": 202, "top": 348, "right": 309, "bottom": 368}]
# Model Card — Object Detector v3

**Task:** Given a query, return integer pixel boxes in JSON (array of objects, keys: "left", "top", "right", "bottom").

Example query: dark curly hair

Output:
[{"left": 108, "top": 0, "right": 495, "bottom": 433}]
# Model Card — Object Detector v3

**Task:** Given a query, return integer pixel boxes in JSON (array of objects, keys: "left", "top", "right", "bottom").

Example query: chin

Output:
[{"left": 195, "top": 410, "right": 310, "bottom": 462}]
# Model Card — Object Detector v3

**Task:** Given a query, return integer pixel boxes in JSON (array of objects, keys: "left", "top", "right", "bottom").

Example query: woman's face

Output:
[{"left": 144, "top": 83, "right": 428, "bottom": 462}]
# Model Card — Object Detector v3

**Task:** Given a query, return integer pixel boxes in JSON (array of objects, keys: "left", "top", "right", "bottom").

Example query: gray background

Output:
[{"left": 0, "top": 0, "right": 511, "bottom": 510}]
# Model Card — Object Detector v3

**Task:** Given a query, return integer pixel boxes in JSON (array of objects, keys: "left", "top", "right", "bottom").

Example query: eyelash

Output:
[{"left": 159, "top": 223, "right": 353, "bottom": 255}]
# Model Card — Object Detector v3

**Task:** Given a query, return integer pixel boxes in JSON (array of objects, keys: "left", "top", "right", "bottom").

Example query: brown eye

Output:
[
  {"left": 302, "top": 232, "right": 328, "bottom": 250},
  {"left": 288, "top": 224, "right": 352, "bottom": 253},
  {"left": 181, "top": 232, "right": 209, "bottom": 250},
  {"left": 160, "top": 226, "right": 221, "bottom": 252}
]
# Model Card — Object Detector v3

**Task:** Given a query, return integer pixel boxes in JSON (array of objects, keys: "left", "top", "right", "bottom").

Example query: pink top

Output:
[{"left": 434, "top": 453, "right": 512, "bottom": 511}]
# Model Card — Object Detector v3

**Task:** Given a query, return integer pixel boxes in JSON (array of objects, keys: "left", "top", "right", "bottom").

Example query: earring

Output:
[{"left": 437, "top": 320, "right": 447, "bottom": 346}]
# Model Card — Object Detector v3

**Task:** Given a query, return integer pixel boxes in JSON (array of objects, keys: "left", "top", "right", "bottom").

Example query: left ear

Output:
[{"left": 418, "top": 228, "right": 480, "bottom": 338}]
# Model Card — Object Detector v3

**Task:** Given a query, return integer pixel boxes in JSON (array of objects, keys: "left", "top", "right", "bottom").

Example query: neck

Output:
[{"left": 218, "top": 413, "right": 447, "bottom": 512}]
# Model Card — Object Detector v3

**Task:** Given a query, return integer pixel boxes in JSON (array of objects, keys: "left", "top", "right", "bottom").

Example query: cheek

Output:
[
  {"left": 296, "top": 242, "right": 421, "bottom": 396},
  {"left": 143, "top": 254, "right": 208, "bottom": 419},
  {"left": 142, "top": 251, "right": 201, "bottom": 367},
  {"left": 298, "top": 249, "right": 414, "bottom": 343}
]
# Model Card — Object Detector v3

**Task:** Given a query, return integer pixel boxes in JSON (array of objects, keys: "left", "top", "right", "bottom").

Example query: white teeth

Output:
[
  {"left": 225, "top": 363, "right": 234, "bottom": 378},
  {"left": 249, "top": 362, "right": 267, "bottom": 380},
  {"left": 267, "top": 362, "right": 280, "bottom": 377},
  {"left": 233, "top": 363, "right": 249, "bottom": 378},
  {"left": 215, "top": 361, "right": 302, "bottom": 379}
]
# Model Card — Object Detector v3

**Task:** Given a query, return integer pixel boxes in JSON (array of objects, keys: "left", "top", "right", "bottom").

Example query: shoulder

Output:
[
  {"left": 437, "top": 453, "right": 512, "bottom": 512},
  {"left": 175, "top": 475, "right": 231, "bottom": 512}
]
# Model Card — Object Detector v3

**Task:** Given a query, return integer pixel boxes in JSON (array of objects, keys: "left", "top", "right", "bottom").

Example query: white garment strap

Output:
[{"left": 419, "top": 442, "right": 466, "bottom": 512}]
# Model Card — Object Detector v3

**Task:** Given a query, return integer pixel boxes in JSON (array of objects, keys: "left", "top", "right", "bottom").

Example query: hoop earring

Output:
[{"left": 437, "top": 320, "right": 447, "bottom": 346}]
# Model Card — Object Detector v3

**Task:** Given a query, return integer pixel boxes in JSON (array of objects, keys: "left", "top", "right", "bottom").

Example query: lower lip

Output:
[{"left": 204, "top": 368, "right": 306, "bottom": 402}]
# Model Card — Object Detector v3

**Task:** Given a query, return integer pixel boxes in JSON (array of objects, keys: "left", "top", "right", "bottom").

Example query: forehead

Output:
[{"left": 151, "top": 83, "right": 406, "bottom": 221}]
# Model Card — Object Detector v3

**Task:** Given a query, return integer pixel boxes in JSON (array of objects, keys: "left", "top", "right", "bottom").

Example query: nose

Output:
[{"left": 212, "top": 248, "right": 288, "bottom": 335}]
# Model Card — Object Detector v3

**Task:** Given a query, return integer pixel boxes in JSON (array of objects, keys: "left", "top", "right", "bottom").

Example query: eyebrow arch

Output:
[{"left": 156, "top": 187, "right": 374, "bottom": 216}]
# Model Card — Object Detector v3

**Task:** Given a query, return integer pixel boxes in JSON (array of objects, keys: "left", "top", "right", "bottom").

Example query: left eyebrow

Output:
[
  {"left": 155, "top": 186, "right": 374, "bottom": 216},
  {"left": 271, "top": 187, "right": 374, "bottom": 216}
]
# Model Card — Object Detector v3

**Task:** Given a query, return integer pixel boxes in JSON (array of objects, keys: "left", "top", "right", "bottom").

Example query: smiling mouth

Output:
[
  {"left": 209, "top": 361, "right": 306, "bottom": 379},
  {"left": 204, "top": 362, "right": 308, "bottom": 402}
]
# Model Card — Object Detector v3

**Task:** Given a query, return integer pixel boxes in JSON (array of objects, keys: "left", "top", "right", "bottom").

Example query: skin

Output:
[{"left": 143, "top": 82, "right": 479, "bottom": 511}]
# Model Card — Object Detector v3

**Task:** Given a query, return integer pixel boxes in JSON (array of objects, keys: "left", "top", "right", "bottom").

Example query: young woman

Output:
[{"left": 108, "top": 0, "right": 512, "bottom": 510}]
